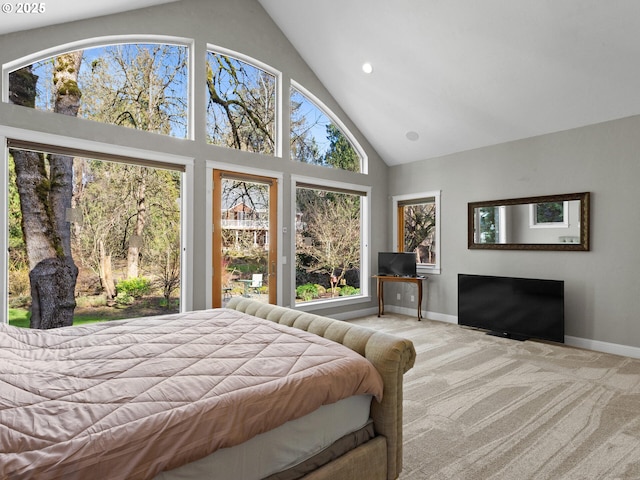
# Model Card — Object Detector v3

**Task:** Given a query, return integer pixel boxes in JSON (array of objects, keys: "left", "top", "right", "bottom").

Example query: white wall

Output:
[
  {"left": 0, "top": 0, "right": 389, "bottom": 317},
  {"left": 389, "top": 115, "right": 640, "bottom": 350},
  {"left": 509, "top": 201, "right": 580, "bottom": 244}
]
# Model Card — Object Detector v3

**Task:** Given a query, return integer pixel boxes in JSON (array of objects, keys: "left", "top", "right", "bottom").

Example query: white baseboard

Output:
[
  {"left": 384, "top": 305, "right": 458, "bottom": 324},
  {"left": 377, "top": 306, "right": 640, "bottom": 359},
  {"left": 564, "top": 336, "right": 640, "bottom": 359}
]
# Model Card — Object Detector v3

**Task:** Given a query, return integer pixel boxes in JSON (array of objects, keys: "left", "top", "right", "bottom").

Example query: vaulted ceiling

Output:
[
  {"left": 3, "top": 0, "right": 640, "bottom": 166},
  {"left": 258, "top": 0, "right": 640, "bottom": 166}
]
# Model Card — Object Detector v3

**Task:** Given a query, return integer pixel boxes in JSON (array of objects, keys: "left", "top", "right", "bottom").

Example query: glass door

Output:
[{"left": 212, "top": 170, "right": 277, "bottom": 307}]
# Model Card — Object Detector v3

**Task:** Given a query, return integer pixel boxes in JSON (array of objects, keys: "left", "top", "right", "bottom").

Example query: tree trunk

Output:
[
  {"left": 11, "top": 149, "right": 58, "bottom": 268},
  {"left": 99, "top": 240, "right": 116, "bottom": 304},
  {"left": 49, "top": 153, "right": 75, "bottom": 258},
  {"left": 50, "top": 51, "right": 83, "bottom": 260},
  {"left": 29, "top": 257, "right": 78, "bottom": 329},
  {"left": 9, "top": 53, "right": 83, "bottom": 329},
  {"left": 127, "top": 170, "right": 147, "bottom": 278}
]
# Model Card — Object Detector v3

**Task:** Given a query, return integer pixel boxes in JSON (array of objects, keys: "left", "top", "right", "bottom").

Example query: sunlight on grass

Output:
[
  {"left": 8, "top": 308, "right": 113, "bottom": 328},
  {"left": 8, "top": 308, "right": 30, "bottom": 328}
]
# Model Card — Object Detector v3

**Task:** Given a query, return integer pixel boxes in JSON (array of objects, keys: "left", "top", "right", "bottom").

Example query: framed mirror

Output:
[{"left": 468, "top": 192, "right": 590, "bottom": 251}]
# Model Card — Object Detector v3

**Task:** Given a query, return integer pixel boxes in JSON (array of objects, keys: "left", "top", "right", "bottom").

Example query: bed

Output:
[{"left": 0, "top": 298, "right": 416, "bottom": 480}]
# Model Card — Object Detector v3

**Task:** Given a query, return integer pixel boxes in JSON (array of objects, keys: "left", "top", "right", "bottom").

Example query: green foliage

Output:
[
  {"left": 7, "top": 156, "right": 24, "bottom": 249},
  {"left": 116, "top": 277, "right": 151, "bottom": 299},
  {"left": 115, "top": 293, "right": 134, "bottom": 306},
  {"left": 339, "top": 285, "right": 360, "bottom": 296},
  {"left": 289, "top": 88, "right": 360, "bottom": 172},
  {"left": 296, "top": 283, "right": 319, "bottom": 302},
  {"left": 324, "top": 124, "right": 359, "bottom": 172},
  {"left": 9, "top": 308, "right": 30, "bottom": 328},
  {"left": 158, "top": 297, "right": 179, "bottom": 309},
  {"left": 478, "top": 206, "right": 497, "bottom": 244}
]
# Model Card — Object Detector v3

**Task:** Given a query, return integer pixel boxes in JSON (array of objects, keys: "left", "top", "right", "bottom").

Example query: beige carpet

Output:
[{"left": 348, "top": 313, "right": 640, "bottom": 480}]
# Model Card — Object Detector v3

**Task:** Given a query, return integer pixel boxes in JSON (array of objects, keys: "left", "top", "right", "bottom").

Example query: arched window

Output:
[
  {"left": 7, "top": 41, "right": 189, "bottom": 138},
  {"left": 206, "top": 48, "right": 277, "bottom": 155},
  {"left": 290, "top": 83, "right": 364, "bottom": 173}
]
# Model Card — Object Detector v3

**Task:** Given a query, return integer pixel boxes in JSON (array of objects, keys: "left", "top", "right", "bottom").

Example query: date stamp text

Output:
[{"left": 1, "top": 3, "right": 46, "bottom": 14}]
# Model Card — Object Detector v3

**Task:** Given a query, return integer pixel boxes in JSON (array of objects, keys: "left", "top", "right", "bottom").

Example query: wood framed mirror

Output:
[{"left": 468, "top": 192, "right": 590, "bottom": 251}]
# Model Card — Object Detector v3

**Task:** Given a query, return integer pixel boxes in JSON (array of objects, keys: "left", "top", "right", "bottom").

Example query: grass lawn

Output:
[
  {"left": 8, "top": 308, "right": 111, "bottom": 328},
  {"left": 8, "top": 299, "right": 176, "bottom": 328},
  {"left": 8, "top": 308, "right": 30, "bottom": 328}
]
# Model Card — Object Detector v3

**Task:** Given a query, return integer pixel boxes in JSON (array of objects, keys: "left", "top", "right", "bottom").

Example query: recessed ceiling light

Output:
[
  {"left": 362, "top": 62, "right": 373, "bottom": 74},
  {"left": 406, "top": 131, "right": 420, "bottom": 141}
]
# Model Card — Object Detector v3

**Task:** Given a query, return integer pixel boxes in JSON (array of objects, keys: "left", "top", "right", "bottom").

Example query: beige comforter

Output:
[{"left": 0, "top": 308, "right": 383, "bottom": 480}]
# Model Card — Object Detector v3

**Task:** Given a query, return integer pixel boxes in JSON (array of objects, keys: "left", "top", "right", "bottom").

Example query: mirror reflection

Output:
[{"left": 468, "top": 192, "right": 590, "bottom": 251}]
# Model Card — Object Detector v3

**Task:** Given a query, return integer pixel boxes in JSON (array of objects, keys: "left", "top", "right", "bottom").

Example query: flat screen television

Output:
[
  {"left": 378, "top": 252, "right": 417, "bottom": 277},
  {"left": 458, "top": 273, "right": 564, "bottom": 343}
]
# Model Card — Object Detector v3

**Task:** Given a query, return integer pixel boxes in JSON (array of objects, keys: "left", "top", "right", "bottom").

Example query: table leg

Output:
[
  {"left": 417, "top": 280, "right": 423, "bottom": 321},
  {"left": 377, "top": 278, "right": 384, "bottom": 317}
]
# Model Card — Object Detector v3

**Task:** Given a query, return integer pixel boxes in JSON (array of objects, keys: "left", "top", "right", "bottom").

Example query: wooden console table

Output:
[{"left": 373, "top": 275, "right": 427, "bottom": 321}]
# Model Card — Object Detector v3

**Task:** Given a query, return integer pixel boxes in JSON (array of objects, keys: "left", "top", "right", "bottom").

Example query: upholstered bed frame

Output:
[{"left": 226, "top": 298, "right": 416, "bottom": 480}]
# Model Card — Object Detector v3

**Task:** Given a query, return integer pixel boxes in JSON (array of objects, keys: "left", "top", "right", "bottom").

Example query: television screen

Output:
[
  {"left": 458, "top": 273, "right": 564, "bottom": 343},
  {"left": 378, "top": 252, "right": 417, "bottom": 277}
]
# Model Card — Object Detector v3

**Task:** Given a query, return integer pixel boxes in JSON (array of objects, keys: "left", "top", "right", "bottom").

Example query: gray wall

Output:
[
  {"left": 0, "top": 0, "right": 389, "bottom": 317},
  {"left": 389, "top": 115, "right": 640, "bottom": 349}
]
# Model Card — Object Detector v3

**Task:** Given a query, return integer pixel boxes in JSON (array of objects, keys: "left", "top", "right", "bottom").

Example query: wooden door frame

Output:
[{"left": 212, "top": 170, "right": 277, "bottom": 307}]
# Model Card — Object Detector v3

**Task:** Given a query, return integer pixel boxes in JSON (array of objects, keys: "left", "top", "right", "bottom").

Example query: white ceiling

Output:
[
  {"left": 3, "top": 1, "right": 640, "bottom": 166},
  {"left": 258, "top": 0, "right": 640, "bottom": 165}
]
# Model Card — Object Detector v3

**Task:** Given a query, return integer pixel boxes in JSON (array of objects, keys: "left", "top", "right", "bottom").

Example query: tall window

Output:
[
  {"left": 295, "top": 180, "right": 368, "bottom": 304},
  {"left": 290, "top": 84, "right": 363, "bottom": 173},
  {"left": 393, "top": 191, "right": 441, "bottom": 274},
  {"left": 206, "top": 49, "right": 277, "bottom": 155},
  {"left": 7, "top": 143, "right": 183, "bottom": 329},
  {"left": 8, "top": 43, "right": 189, "bottom": 138}
]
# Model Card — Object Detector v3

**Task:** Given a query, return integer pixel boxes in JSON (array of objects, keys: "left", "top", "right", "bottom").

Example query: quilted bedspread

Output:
[{"left": 0, "top": 308, "right": 383, "bottom": 480}]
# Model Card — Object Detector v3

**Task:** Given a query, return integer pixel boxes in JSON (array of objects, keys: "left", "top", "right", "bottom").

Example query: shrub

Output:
[
  {"left": 76, "top": 295, "right": 108, "bottom": 308},
  {"left": 8, "top": 268, "right": 30, "bottom": 297},
  {"left": 116, "top": 277, "right": 152, "bottom": 299},
  {"left": 115, "top": 292, "right": 134, "bottom": 306},
  {"left": 339, "top": 285, "right": 360, "bottom": 296},
  {"left": 8, "top": 296, "right": 30, "bottom": 309},
  {"left": 296, "top": 283, "right": 318, "bottom": 302}
]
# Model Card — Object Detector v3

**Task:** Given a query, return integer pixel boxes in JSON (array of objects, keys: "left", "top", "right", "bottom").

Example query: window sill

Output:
[
  {"left": 418, "top": 266, "right": 440, "bottom": 275},
  {"left": 294, "top": 294, "right": 372, "bottom": 312}
]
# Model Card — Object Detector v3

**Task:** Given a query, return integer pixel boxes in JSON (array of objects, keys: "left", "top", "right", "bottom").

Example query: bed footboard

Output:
[{"left": 226, "top": 298, "right": 416, "bottom": 480}]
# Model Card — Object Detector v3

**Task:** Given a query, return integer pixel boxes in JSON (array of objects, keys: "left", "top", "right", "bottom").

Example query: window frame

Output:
[
  {"left": 1, "top": 126, "right": 195, "bottom": 324},
  {"left": 392, "top": 190, "right": 441, "bottom": 275},
  {"left": 2, "top": 35, "right": 195, "bottom": 140},
  {"left": 291, "top": 175, "right": 371, "bottom": 310},
  {"left": 206, "top": 44, "right": 283, "bottom": 157},
  {"left": 290, "top": 81, "right": 367, "bottom": 174}
]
